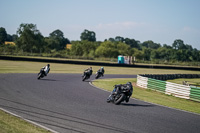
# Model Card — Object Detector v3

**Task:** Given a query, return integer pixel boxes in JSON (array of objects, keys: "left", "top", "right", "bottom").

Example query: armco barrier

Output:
[
  {"left": 137, "top": 75, "right": 148, "bottom": 89},
  {"left": 190, "top": 86, "right": 200, "bottom": 102},
  {"left": 147, "top": 78, "right": 166, "bottom": 93},
  {"left": 140, "top": 74, "right": 200, "bottom": 80},
  {"left": 137, "top": 74, "right": 200, "bottom": 102},
  {"left": 165, "top": 81, "right": 191, "bottom": 99}
]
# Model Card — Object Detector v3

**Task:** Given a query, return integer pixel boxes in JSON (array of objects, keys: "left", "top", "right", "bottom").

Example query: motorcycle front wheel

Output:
[
  {"left": 95, "top": 74, "right": 100, "bottom": 79},
  {"left": 114, "top": 93, "right": 125, "bottom": 105},
  {"left": 37, "top": 73, "right": 41, "bottom": 79},
  {"left": 82, "top": 75, "right": 87, "bottom": 81}
]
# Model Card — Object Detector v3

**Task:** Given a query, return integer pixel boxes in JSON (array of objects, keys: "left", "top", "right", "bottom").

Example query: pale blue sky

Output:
[{"left": 0, "top": 0, "right": 200, "bottom": 49}]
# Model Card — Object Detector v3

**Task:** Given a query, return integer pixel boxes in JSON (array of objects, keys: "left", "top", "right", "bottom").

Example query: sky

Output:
[{"left": 0, "top": 0, "right": 200, "bottom": 49}]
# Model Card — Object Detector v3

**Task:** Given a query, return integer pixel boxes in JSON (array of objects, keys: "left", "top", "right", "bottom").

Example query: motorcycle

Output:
[
  {"left": 95, "top": 71, "right": 103, "bottom": 79},
  {"left": 37, "top": 69, "right": 45, "bottom": 79},
  {"left": 82, "top": 71, "right": 91, "bottom": 81},
  {"left": 107, "top": 83, "right": 133, "bottom": 105}
]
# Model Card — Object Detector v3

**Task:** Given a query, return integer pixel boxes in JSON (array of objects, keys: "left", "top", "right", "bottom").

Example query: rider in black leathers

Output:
[
  {"left": 107, "top": 82, "right": 133, "bottom": 103},
  {"left": 83, "top": 67, "right": 93, "bottom": 77}
]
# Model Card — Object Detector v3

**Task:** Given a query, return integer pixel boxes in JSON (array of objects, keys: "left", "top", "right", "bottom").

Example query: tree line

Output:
[{"left": 0, "top": 23, "right": 200, "bottom": 64}]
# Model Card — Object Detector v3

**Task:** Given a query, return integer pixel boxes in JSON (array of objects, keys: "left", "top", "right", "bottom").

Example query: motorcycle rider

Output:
[
  {"left": 107, "top": 82, "right": 133, "bottom": 103},
  {"left": 83, "top": 67, "right": 93, "bottom": 77},
  {"left": 107, "top": 84, "right": 122, "bottom": 102},
  {"left": 39, "top": 64, "right": 50, "bottom": 76},
  {"left": 97, "top": 67, "right": 105, "bottom": 76},
  {"left": 123, "top": 82, "right": 133, "bottom": 102}
]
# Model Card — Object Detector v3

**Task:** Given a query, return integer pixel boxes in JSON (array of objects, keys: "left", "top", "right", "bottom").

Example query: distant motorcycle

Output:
[
  {"left": 82, "top": 71, "right": 91, "bottom": 81},
  {"left": 37, "top": 68, "right": 45, "bottom": 79},
  {"left": 95, "top": 71, "right": 103, "bottom": 79},
  {"left": 37, "top": 64, "right": 50, "bottom": 80},
  {"left": 107, "top": 82, "right": 133, "bottom": 105}
]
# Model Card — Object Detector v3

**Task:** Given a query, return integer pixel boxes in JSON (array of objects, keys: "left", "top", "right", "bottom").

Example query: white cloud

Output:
[{"left": 181, "top": 26, "right": 200, "bottom": 35}]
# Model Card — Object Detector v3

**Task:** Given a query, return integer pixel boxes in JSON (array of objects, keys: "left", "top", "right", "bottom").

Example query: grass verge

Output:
[
  {"left": 167, "top": 78, "right": 200, "bottom": 87},
  {"left": 0, "top": 109, "right": 51, "bottom": 133},
  {"left": 1, "top": 60, "right": 200, "bottom": 74},
  {"left": 92, "top": 78, "right": 200, "bottom": 114}
]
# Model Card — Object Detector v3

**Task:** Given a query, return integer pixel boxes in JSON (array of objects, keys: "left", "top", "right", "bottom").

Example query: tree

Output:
[
  {"left": 5, "top": 34, "right": 18, "bottom": 42},
  {"left": 191, "top": 48, "right": 200, "bottom": 61},
  {"left": 142, "top": 47, "right": 152, "bottom": 61},
  {"left": 70, "top": 40, "right": 98, "bottom": 57},
  {"left": 142, "top": 40, "right": 161, "bottom": 49},
  {"left": 81, "top": 41, "right": 98, "bottom": 56},
  {"left": 117, "top": 42, "right": 131, "bottom": 56},
  {"left": 163, "top": 44, "right": 172, "bottom": 49},
  {"left": 132, "top": 48, "right": 144, "bottom": 61},
  {"left": 16, "top": 23, "right": 44, "bottom": 52},
  {"left": 95, "top": 41, "right": 118, "bottom": 58},
  {"left": 70, "top": 41, "right": 84, "bottom": 56},
  {"left": 108, "top": 38, "right": 115, "bottom": 42},
  {"left": 47, "top": 29, "right": 70, "bottom": 51},
  {"left": 150, "top": 49, "right": 160, "bottom": 60},
  {"left": 172, "top": 39, "right": 185, "bottom": 50},
  {"left": 124, "top": 38, "right": 140, "bottom": 49},
  {"left": 156, "top": 47, "right": 172, "bottom": 61},
  {"left": 0, "top": 27, "right": 7, "bottom": 45},
  {"left": 80, "top": 29, "right": 96, "bottom": 42},
  {"left": 115, "top": 36, "right": 124, "bottom": 42},
  {"left": 12, "top": 34, "right": 18, "bottom": 42},
  {"left": 175, "top": 49, "right": 188, "bottom": 61},
  {"left": 185, "top": 44, "right": 193, "bottom": 51}
]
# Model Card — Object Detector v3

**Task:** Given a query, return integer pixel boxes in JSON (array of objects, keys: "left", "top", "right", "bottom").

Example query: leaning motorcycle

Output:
[
  {"left": 37, "top": 69, "right": 45, "bottom": 79},
  {"left": 82, "top": 71, "right": 90, "bottom": 81},
  {"left": 107, "top": 83, "right": 133, "bottom": 105},
  {"left": 95, "top": 71, "right": 103, "bottom": 79}
]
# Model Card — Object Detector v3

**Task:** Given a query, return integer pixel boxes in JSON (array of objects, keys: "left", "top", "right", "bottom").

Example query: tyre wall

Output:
[{"left": 137, "top": 75, "right": 200, "bottom": 102}]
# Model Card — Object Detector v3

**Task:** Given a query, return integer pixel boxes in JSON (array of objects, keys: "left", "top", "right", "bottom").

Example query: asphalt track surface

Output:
[{"left": 0, "top": 73, "right": 200, "bottom": 133}]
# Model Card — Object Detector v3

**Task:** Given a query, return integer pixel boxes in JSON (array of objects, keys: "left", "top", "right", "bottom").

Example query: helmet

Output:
[
  {"left": 127, "top": 82, "right": 132, "bottom": 85},
  {"left": 101, "top": 67, "right": 104, "bottom": 69},
  {"left": 47, "top": 64, "right": 50, "bottom": 67}
]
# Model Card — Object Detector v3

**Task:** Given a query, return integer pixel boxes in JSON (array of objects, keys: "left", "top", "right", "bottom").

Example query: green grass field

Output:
[
  {"left": 0, "top": 59, "right": 200, "bottom": 132},
  {"left": 1, "top": 60, "right": 200, "bottom": 74},
  {"left": 0, "top": 110, "right": 51, "bottom": 133},
  {"left": 167, "top": 78, "right": 200, "bottom": 87}
]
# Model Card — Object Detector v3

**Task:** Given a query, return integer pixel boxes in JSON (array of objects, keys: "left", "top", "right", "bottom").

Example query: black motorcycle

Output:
[
  {"left": 95, "top": 71, "right": 103, "bottom": 79},
  {"left": 82, "top": 71, "right": 91, "bottom": 81},
  {"left": 37, "top": 69, "right": 45, "bottom": 79},
  {"left": 107, "top": 83, "right": 133, "bottom": 105}
]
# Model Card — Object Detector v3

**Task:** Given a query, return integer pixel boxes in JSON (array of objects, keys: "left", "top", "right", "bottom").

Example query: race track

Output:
[{"left": 0, "top": 73, "right": 200, "bottom": 133}]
